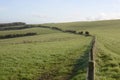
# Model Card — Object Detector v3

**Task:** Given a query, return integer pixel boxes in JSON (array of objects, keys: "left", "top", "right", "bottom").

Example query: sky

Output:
[{"left": 0, "top": 0, "right": 120, "bottom": 24}]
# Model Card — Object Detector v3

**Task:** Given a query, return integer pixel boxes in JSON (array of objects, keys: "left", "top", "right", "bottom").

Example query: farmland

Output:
[
  {"left": 0, "top": 19, "right": 120, "bottom": 80},
  {"left": 43, "top": 19, "right": 120, "bottom": 80},
  {"left": 0, "top": 25, "right": 92, "bottom": 80}
]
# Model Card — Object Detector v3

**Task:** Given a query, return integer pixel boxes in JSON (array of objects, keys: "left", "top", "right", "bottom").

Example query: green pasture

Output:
[
  {"left": 0, "top": 27, "right": 60, "bottom": 37},
  {"left": 44, "top": 19, "right": 120, "bottom": 80},
  {"left": 0, "top": 19, "right": 120, "bottom": 80},
  {"left": 0, "top": 28, "right": 92, "bottom": 80}
]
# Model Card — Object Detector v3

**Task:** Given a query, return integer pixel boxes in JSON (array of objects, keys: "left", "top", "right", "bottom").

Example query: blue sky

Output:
[{"left": 0, "top": 0, "right": 120, "bottom": 24}]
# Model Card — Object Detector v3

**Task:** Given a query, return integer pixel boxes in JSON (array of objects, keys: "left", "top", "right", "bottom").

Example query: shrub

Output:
[
  {"left": 51, "top": 27, "right": 62, "bottom": 31},
  {"left": 0, "top": 22, "right": 26, "bottom": 27},
  {"left": 65, "top": 30, "right": 76, "bottom": 34},
  {"left": 0, "top": 33, "right": 37, "bottom": 39},
  {"left": 85, "top": 31, "right": 90, "bottom": 36},
  {"left": 78, "top": 31, "right": 83, "bottom": 35}
]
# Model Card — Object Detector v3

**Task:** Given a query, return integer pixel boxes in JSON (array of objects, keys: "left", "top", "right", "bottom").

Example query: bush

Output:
[
  {"left": 85, "top": 31, "right": 90, "bottom": 36},
  {"left": 0, "top": 33, "right": 37, "bottom": 39},
  {"left": 51, "top": 27, "right": 62, "bottom": 31},
  {"left": 78, "top": 31, "right": 83, "bottom": 35},
  {"left": 0, "top": 22, "right": 26, "bottom": 27},
  {"left": 65, "top": 30, "right": 76, "bottom": 33}
]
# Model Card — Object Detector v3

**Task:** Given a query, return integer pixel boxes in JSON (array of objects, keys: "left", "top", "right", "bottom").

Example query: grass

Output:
[
  {"left": 43, "top": 19, "right": 120, "bottom": 80},
  {"left": 0, "top": 19, "right": 120, "bottom": 80},
  {"left": 0, "top": 27, "right": 60, "bottom": 37},
  {"left": 0, "top": 27, "right": 92, "bottom": 80},
  {"left": 94, "top": 32, "right": 120, "bottom": 80}
]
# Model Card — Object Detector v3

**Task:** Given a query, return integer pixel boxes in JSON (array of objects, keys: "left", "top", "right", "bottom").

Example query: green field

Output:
[
  {"left": 0, "top": 20, "right": 120, "bottom": 80},
  {"left": 43, "top": 20, "right": 120, "bottom": 80},
  {"left": 0, "top": 27, "right": 92, "bottom": 80},
  {"left": 0, "top": 27, "right": 60, "bottom": 37}
]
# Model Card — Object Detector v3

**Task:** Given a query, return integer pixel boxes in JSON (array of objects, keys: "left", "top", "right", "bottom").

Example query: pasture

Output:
[
  {"left": 0, "top": 26, "right": 92, "bottom": 80},
  {"left": 0, "top": 20, "right": 120, "bottom": 80},
  {"left": 43, "top": 20, "right": 120, "bottom": 80}
]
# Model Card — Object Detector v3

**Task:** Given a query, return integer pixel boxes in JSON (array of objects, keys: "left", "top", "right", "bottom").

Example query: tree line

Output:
[
  {"left": 0, "top": 22, "right": 26, "bottom": 27},
  {"left": 0, "top": 32, "right": 37, "bottom": 39}
]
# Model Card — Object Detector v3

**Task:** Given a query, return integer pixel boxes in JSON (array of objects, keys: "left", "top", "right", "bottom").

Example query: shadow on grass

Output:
[
  {"left": 38, "top": 49, "right": 90, "bottom": 80},
  {"left": 67, "top": 48, "right": 90, "bottom": 80},
  {"left": 38, "top": 45, "right": 90, "bottom": 80}
]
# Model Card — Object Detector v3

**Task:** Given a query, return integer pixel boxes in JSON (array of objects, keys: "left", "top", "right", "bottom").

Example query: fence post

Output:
[{"left": 87, "top": 61, "right": 95, "bottom": 80}]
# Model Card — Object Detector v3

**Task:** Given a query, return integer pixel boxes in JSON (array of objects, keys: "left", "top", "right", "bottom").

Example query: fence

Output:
[{"left": 87, "top": 36, "right": 96, "bottom": 80}]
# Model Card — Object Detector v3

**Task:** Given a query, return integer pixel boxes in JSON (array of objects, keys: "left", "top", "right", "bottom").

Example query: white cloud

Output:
[
  {"left": 86, "top": 12, "right": 120, "bottom": 21},
  {"left": 99, "top": 13, "right": 120, "bottom": 20}
]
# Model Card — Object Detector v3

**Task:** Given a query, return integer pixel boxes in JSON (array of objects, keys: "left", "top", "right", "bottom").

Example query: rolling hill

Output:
[{"left": 0, "top": 19, "right": 120, "bottom": 80}]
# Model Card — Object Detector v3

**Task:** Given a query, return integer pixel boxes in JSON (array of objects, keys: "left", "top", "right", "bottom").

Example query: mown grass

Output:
[
  {"left": 43, "top": 19, "right": 120, "bottom": 80},
  {"left": 0, "top": 27, "right": 92, "bottom": 80}
]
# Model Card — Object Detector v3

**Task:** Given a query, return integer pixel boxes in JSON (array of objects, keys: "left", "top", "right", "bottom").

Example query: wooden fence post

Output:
[{"left": 87, "top": 61, "right": 95, "bottom": 80}]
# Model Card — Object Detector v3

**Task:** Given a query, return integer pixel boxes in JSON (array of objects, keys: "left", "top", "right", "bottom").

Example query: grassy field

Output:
[
  {"left": 43, "top": 19, "right": 120, "bottom": 80},
  {"left": 0, "top": 19, "right": 120, "bottom": 80},
  {"left": 0, "top": 27, "right": 92, "bottom": 80},
  {"left": 0, "top": 27, "right": 60, "bottom": 36}
]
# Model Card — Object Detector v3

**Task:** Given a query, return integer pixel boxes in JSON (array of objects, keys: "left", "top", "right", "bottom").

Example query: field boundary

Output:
[
  {"left": 0, "top": 23, "right": 96, "bottom": 80},
  {"left": 0, "top": 32, "right": 37, "bottom": 39},
  {"left": 0, "top": 23, "right": 88, "bottom": 36},
  {"left": 87, "top": 36, "right": 95, "bottom": 80},
  {"left": 0, "top": 25, "right": 87, "bottom": 39}
]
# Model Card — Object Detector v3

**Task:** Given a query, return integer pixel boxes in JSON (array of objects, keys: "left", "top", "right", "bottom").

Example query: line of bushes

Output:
[
  {"left": 0, "top": 22, "right": 26, "bottom": 27},
  {"left": 0, "top": 32, "right": 37, "bottom": 39},
  {"left": 65, "top": 30, "right": 90, "bottom": 36},
  {"left": 0, "top": 24, "right": 50, "bottom": 31},
  {"left": 62, "top": 29, "right": 90, "bottom": 36},
  {"left": 0, "top": 25, "right": 35, "bottom": 31},
  {"left": 0, "top": 22, "right": 91, "bottom": 36},
  {"left": 36, "top": 25, "right": 91, "bottom": 36},
  {"left": 40, "top": 26, "right": 91, "bottom": 36}
]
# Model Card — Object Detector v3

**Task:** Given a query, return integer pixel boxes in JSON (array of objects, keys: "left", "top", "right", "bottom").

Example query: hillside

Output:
[
  {"left": 0, "top": 20, "right": 120, "bottom": 80},
  {"left": 43, "top": 19, "right": 120, "bottom": 80},
  {"left": 0, "top": 24, "right": 92, "bottom": 80}
]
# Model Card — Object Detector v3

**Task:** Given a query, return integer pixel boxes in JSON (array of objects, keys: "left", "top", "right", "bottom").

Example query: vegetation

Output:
[
  {"left": 0, "top": 32, "right": 37, "bottom": 39},
  {"left": 85, "top": 31, "right": 90, "bottom": 36},
  {"left": 0, "top": 26, "right": 92, "bottom": 80},
  {"left": 78, "top": 31, "right": 83, "bottom": 35},
  {"left": 43, "top": 19, "right": 120, "bottom": 80},
  {"left": 0, "top": 22, "right": 26, "bottom": 27},
  {"left": 0, "top": 19, "right": 120, "bottom": 80},
  {"left": 0, "top": 27, "right": 60, "bottom": 37}
]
